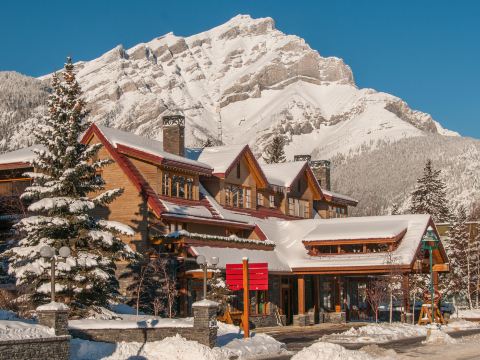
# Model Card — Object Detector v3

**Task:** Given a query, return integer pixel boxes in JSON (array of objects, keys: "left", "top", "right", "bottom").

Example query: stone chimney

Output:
[
  {"left": 295, "top": 155, "right": 331, "bottom": 190},
  {"left": 310, "top": 160, "right": 331, "bottom": 191},
  {"left": 162, "top": 114, "right": 185, "bottom": 157}
]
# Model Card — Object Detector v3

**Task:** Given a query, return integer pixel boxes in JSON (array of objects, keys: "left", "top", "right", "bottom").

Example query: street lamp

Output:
[
  {"left": 40, "top": 245, "right": 71, "bottom": 302},
  {"left": 421, "top": 226, "right": 440, "bottom": 323},
  {"left": 196, "top": 255, "right": 220, "bottom": 300}
]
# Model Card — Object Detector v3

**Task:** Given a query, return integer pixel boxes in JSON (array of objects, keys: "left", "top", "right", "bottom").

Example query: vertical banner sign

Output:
[{"left": 242, "top": 258, "right": 249, "bottom": 338}]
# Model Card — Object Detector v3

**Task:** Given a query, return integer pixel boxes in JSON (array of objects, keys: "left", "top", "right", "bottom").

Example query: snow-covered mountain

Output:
[
  {"left": 30, "top": 14, "right": 456, "bottom": 160},
  {"left": 2, "top": 14, "right": 477, "bottom": 215}
]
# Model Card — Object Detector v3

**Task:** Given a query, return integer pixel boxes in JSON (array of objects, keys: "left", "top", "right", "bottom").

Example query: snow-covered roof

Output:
[
  {"left": 260, "top": 161, "right": 307, "bottom": 188},
  {"left": 321, "top": 189, "right": 358, "bottom": 204},
  {"left": 197, "top": 144, "right": 246, "bottom": 174},
  {"left": 256, "top": 214, "right": 434, "bottom": 270},
  {"left": 161, "top": 200, "right": 213, "bottom": 218},
  {"left": 0, "top": 145, "right": 44, "bottom": 165},
  {"left": 190, "top": 245, "right": 290, "bottom": 272},
  {"left": 96, "top": 125, "right": 212, "bottom": 171},
  {"left": 302, "top": 219, "right": 407, "bottom": 242}
]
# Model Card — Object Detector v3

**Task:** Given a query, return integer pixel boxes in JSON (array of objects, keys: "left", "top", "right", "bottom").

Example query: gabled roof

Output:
[
  {"left": 197, "top": 144, "right": 269, "bottom": 188},
  {"left": 256, "top": 214, "right": 448, "bottom": 273},
  {"left": 321, "top": 189, "right": 358, "bottom": 206},
  {"left": 94, "top": 125, "right": 212, "bottom": 174},
  {"left": 260, "top": 161, "right": 323, "bottom": 199}
]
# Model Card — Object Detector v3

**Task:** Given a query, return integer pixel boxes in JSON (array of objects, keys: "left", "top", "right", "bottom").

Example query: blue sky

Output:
[{"left": 1, "top": 0, "right": 479, "bottom": 138}]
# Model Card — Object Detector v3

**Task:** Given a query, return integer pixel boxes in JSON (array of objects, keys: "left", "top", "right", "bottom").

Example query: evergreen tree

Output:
[
  {"left": 207, "top": 269, "right": 233, "bottom": 315},
  {"left": 391, "top": 203, "right": 400, "bottom": 215},
  {"left": 442, "top": 206, "right": 470, "bottom": 303},
  {"left": 409, "top": 159, "right": 450, "bottom": 223},
  {"left": 263, "top": 135, "right": 286, "bottom": 164},
  {"left": 4, "top": 58, "right": 136, "bottom": 312}
]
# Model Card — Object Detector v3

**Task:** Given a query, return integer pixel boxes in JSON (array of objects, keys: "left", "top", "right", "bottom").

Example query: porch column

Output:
[
  {"left": 402, "top": 274, "right": 410, "bottom": 312},
  {"left": 313, "top": 276, "right": 320, "bottom": 313},
  {"left": 334, "top": 276, "right": 341, "bottom": 312},
  {"left": 298, "top": 275, "right": 305, "bottom": 315}
]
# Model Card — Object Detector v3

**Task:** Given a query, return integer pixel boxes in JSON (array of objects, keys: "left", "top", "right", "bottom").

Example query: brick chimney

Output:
[{"left": 162, "top": 114, "right": 185, "bottom": 157}]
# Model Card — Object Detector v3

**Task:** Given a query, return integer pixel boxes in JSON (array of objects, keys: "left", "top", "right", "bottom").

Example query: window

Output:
[
  {"left": 161, "top": 172, "right": 194, "bottom": 199},
  {"left": 244, "top": 188, "right": 251, "bottom": 209},
  {"left": 225, "top": 185, "right": 247, "bottom": 208},
  {"left": 289, "top": 198, "right": 310, "bottom": 218},
  {"left": 257, "top": 192, "right": 264, "bottom": 207},
  {"left": 269, "top": 195, "right": 275, "bottom": 208},
  {"left": 236, "top": 162, "right": 241, "bottom": 178},
  {"left": 297, "top": 179, "right": 301, "bottom": 192}
]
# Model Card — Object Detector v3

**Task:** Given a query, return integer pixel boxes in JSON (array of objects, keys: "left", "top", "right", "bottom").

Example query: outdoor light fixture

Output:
[
  {"left": 39, "top": 245, "right": 71, "bottom": 302},
  {"left": 196, "top": 255, "right": 220, "bottom": 300},
  {"left": 421, "top": 226, "right": 440, "bottom": 323}
]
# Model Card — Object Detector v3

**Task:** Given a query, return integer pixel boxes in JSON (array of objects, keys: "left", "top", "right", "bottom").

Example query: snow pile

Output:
[
  {"left": 291, "top": 342, "right": 392, "bottom": 360},
  {"left": 37, "top": 301, "right": 69, "bottom": 311},
  {"left": 445, "top": 319, "right": 480, "bottom": 330},
  {"left": 108, "top": 302, "right": 139, "bottom": 315},
  {"left": 451, "top": 308, "right": 480, "bottom": 319},
  {"left": 70, "top": 335, "right": 228, "bottom": 360},
  {"left": 0, "top": 320, "right": 54, "bottom": 340},
  {"left": 422, "top": 326, "right": 457, "bottom": 345},
  {"left": 322, "top": 323, "right": 427, "bottom": 344}
]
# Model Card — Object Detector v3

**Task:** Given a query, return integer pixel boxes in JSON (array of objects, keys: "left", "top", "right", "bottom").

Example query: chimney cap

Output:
[
  {"left": 309, "top": 159, "right": 331, "bottom": 168},
  {"left": 293, "top": 154, "right": 311, "bottom": 162},
  {"left": 162, "top": 114, "right": 185, "bottom": 127}
]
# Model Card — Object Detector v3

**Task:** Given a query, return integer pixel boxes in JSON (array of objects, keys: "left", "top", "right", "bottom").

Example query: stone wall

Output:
[
  {"left": 0, "top": 336, "right": 70, "bottom": 360},
  {"left": 69, "top": 326, "right": 216, "bottom": 347}
]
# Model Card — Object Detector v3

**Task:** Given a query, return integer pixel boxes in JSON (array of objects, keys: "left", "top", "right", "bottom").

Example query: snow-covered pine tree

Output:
[
  {"left": 263, "top": 135, "right": 286, "bottom": 164},
  {"left": 207, "top": 269, "right": 232, "bottom": 314},
  {"left": 441, "top": 206, "right": 469, "bottom": 304},
  {"left": 409, "top": 159, "right": 450, "bottom": 223},
  {"left": 4, "top": 58, "right": 136, "bottom": 312},
  {"left": 391, "top": 203, "right": 400, "bottom": 215}
]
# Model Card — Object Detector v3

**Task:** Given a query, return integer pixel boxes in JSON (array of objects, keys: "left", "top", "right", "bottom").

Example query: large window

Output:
[
  {"left": 225, "top": 185, "right": 251, "bottom": 208},
  {"left": 161, "top": 172, "right": 195, "bottom": 200},
  {"left": 288, "top": 198, "right": 310, "bottom": 218}
]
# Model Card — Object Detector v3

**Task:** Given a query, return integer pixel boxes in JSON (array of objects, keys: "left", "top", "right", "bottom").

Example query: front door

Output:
[{"left": 281, "top": 287, "right": 292, "bottom": 325}]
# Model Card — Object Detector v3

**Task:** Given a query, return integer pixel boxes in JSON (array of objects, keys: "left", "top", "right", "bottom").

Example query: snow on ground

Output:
[
  {"left": 71, "top": 334, "right": 227, "bottom": 360},
  {"left": 451, "top": 308, "right": 480, "bottom": 319},
  {"left": 321, "top": 323, "right": 427, "bottom": 344},
  {"left": 422, "top": 326, "right": 457, "bottom": 345},
  {"left": 69, "top": 317, "right": 192, "bottom": 329},
  {"left": 0, "top": 320, "right": 54, "bottom": 340},
  {"left": 291, "top": 342, "right": 394, "bottom": 360},
  {"left": 70, "top": 320, "right": 285, "bottom": 359}
]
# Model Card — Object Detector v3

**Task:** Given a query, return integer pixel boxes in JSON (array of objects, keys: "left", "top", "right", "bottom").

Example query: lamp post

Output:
[
  {"left": 421, "top": 226, "right": 440, "bottom": 323},
  {"left": 196, "top": 255, "right": 219, "bottom": 300},
  {"left": 40, "top": 245, "right": 71, "bottom": 302}
]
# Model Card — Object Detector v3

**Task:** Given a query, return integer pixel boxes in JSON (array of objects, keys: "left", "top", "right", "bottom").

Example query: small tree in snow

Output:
[
  {"left": 384, "top": 252, "right": 404, "bottom": 323},
  {"left": 366, "top": 278, "right": 387, "bottom": 323},
  {"left": 124, "top": 253, "right": 178, "bottom": 317},
  {"left": 3, "top": 58, "right": 136, "bottom": 312},
  {"left": 409, "top": 159, "right": 450, "bottom": 223},
  {"left": 263, "top": 135, "right": 286, "bottom": 164}
]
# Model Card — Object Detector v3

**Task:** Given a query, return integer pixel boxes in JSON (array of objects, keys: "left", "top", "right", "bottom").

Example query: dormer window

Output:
[
  {"left": 236, "top": 162, "right": 241, "bottom": 178},
  {"left": 161, "top": 171, "right": 195, "bottom": 200},
  {"left": 297, "top": 179, "right": 301, "bottom": 192},
  {"left": 269, "top": 195, "right": 275, "bottom": 208},
  {"left": 257, "top": 193, "right": 264, "bottom": 206}
]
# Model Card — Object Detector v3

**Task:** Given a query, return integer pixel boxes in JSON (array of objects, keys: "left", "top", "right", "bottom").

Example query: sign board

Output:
[{"left": 226, "top": 262, "right": 268, "bottom": 291}]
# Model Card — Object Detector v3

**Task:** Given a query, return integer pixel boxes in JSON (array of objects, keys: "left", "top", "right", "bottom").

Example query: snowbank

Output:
[
  {"left": 422, "top": 327, "right": 457, "bottom": 345},
  {"left": 291, "top": 342, "right": 389, "bottom": 360},
  {"left": 445, "top": 319, "right": 480, "bottom": 330},
  {"left": 0, "top": 320, "right": 54, "bottom": 340},
  {"left": 322, "top": 323, "right": 427, "bottom": 344},
  {"left": 70, "top": 334, "right": 227, "bottom": 360},
  {"left": 451, "top": 308, "right": 480, "bottom": 319}
]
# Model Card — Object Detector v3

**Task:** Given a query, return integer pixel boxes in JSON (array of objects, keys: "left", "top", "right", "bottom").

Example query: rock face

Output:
[{"left": 2, "top": 14, "right": 451, "bottom": 158}]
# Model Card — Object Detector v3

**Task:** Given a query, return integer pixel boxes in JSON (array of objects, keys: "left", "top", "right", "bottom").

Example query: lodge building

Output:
[{"left": 0, "top": 115, "right": 449, "bottom": 325}]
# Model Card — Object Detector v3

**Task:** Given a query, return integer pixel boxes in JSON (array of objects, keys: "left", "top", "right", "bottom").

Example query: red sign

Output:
[{"left": 226, "top": 262, "right": 268, "bottom": 291}]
